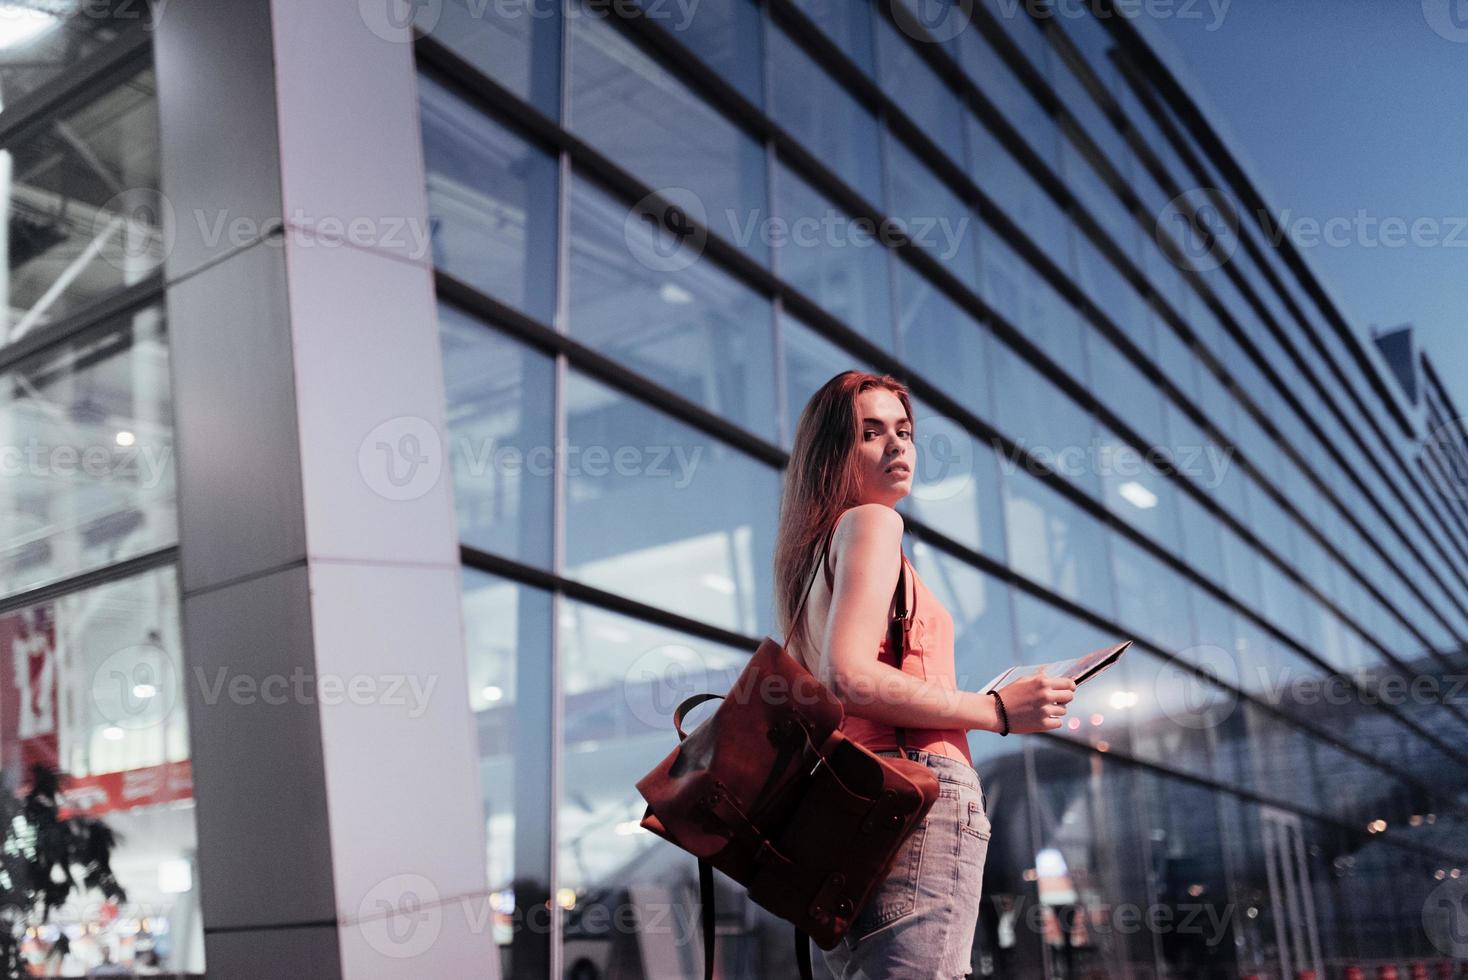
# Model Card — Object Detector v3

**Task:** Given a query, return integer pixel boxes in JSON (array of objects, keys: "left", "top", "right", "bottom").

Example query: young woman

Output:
[{"left": 775, "top": 370, "right": 1076, "bottom": 979}]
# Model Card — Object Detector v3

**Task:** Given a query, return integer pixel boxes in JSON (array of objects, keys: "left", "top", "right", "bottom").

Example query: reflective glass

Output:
[
  {"left": 417, "top": 0, "right": 560, "bottom": 117},
  {"left": 778, "top": 310, "right": 878, "bottom": 449},
  {"left": 438, "top": 306, "right": 554, "bottom": 565},
  {"left": 568, "top": 174, "right": 777, "bottom": 442},
  {"left": 0, "top": 308, "right": 174, "bottom": 601},
  {"left": 790, "top": 0, "right": 875, "bottom": 74},
  {"left": 977, "top": 222, "right": 1085, "bottom": 379},
  {"left": 563, "top": 372, "right": 780, "bottom": 635},
  {"left": 669, "top": 0, "right": 764, "bottom": 105},
  {"left": 966, "top": 117, "right": 1072, "bottom": 273},
  {"left": 873, "top": 15, "right": 966, "bottom": 163},
  {"left": 989, "top": 340, "right": 1099, "bottom": 498},
  {"left": 569, "top": 8, "right": 769, "bottom": 263},
  {"left": 892, "top": 262, "right": 991, "bottom": 422},
  {"left": 884, "top": 131, "right": 980, "bottom": 292},
  {"left": 1002, "top": 468, "right": 1113, "bottom": 617},
  {"left": 420, "top": 73, "right": 559, "bottom": 322}
]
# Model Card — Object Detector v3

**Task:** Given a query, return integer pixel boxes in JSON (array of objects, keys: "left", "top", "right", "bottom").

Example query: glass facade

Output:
[
  {"left": 0, "top": 18, "right": 201, "bottom": 975},
  {"left": 413, "top": 1, "right": 1468, "bottom": 978}
]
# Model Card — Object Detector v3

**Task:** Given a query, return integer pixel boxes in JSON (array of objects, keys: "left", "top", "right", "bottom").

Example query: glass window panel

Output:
[
  {"left": 883, "top": 131, "right": 980, "bottom": 292},
  {"left": 564, "top": 371, "right": 780, "bottom": 634},
  {"left": 1072, "top": 234, "right": 1153, "bottom": 360},
  {"left": 670, "top": 0, "right": 764, "bottom": 105},
  {"left": 767, "top": 24, "right": 883, "bottom": 205},
  {"left": 420, "top": 73, "right": 559, "bottom": 322},
  {"left": 568, "top": 7, "right": 769, "bottom": 264},
  {"left": 1085, "top": 330, "right": 1166, "bottom": 449},
  {"left": 989, "top": 340, "right": 1100, "bottom": 498},
  {"left": 567, "top": 174, "right": 778, "bottom": 442},
  {"left": 461, "top": 569, "right": 552, "bottom": 975},
  {"left": 0, "top": 308, "right": 174, "bottom": 601},
  {"left": 1002, "top": 468, "right": 1113, "bottom": 617},
  {"left": 1220, "top": 524, "right": 1263, "bottom": 613},
  {"left": 4, "top": 67, "right": 163, "bottom": 338},
  {"left": 771, "top": 161, "right": 894, "bottom": 351},
  {"left": 417, "top": 0, "right": 560, "bottom": 118},
  {"left": 1095, "top": 424, "right": 1181, "bottom": 553},
  {"left": 978, "top": 221, "right": 1085, "bottom": 379},
  {"left": 1153, "top": 315, "right": 1198, "bottom": 401},
  {"left": 957, "top": 26, "right": 1060, "bottom": 167},
  {"left": 966, "top": 117, "right": 1072, "bottom": 273},
  {"left": 892, "top": 263, "right": 991, "bottom": 422},
  {"left": 1110, "top": 531, "right": 1190, "bottom": 653},
  {"left": 977, "top": 0, "right": 1049, "bottom": 74},
  {"left": 900, "top": 396, "right": 1007, "bottom": 562},
  {"left": 438, "top": 306, "right": 554, "bottom": 565},
  {"left": 790, "top": 0, "right": 875, "bottom": 74},
  {"left": 6, "top": 565, "right": 204, "bottom": 972},
  {"left": 1176, "top": 492, "right": 1226, "bottom": 588},
  {"left": 873, "top": 15, "right": 966, "bottom": 164}
]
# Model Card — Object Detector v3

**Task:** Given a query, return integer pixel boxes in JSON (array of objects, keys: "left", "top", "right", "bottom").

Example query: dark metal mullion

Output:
[{"left": 0, "top": 544, "right": 177, "bottom": 617}]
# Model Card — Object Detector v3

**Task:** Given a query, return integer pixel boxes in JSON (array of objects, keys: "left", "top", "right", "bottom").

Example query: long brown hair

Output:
[{"left": 774, "top": 370, "right": 913, "bottom": 670}]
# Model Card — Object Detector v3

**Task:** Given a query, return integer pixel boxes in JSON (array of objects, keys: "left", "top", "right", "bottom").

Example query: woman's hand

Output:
[{"left": 995, "top": 670, "right": 1077, "bottom": 733}]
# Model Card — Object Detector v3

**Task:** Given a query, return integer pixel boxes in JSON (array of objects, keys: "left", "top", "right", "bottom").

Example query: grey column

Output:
[{"left": 154, "top": 1, "right": 498, "bottom": 977}]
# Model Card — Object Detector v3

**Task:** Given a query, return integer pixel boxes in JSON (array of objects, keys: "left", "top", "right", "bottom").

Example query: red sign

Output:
[
  {"left": 58, "top": 760, "right": 193, "bottom": 818},
  {"left": 0, "top": 605, "right": 59, "bottom": 784}
]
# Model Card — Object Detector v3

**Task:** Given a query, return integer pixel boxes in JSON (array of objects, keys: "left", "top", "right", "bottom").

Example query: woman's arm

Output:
[{"left": 819, "top": 504, "right": 1002, "bottom": 733}]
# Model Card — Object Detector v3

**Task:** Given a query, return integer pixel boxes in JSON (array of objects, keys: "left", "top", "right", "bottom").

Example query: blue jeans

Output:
[{"left": 816, "top": 748, "right": 992, "bottom": 979}]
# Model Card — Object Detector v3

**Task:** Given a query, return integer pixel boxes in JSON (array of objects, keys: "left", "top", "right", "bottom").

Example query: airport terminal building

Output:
[{"left": 4, "top": 0, "right": 1467, "bottom": 977}]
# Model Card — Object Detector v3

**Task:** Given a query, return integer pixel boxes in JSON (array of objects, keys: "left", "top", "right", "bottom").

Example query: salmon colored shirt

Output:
[{"left": 812, "top": 520, "right": 974, "bottom": 768}]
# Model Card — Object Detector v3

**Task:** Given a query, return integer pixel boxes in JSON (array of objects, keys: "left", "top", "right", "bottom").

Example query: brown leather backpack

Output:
[{"left": 634, "top": 532, "right": 941, "bottom": 980}]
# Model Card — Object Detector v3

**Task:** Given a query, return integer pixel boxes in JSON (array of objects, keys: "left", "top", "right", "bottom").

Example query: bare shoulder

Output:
[{"left": 830, "top": 504, "right": 904, "bottom": 571}]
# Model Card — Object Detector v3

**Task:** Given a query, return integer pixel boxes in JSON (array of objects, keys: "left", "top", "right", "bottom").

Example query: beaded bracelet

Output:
[{"left": 989, "top": 689, "right": 1010, "bottom": 736}]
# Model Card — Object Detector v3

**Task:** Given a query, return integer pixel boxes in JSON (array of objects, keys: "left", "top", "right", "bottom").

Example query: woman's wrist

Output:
[{"left": 963, "top": 689, "right": 1002, "bottom": 734}]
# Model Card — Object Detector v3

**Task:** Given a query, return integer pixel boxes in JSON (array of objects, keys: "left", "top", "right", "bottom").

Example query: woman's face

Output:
[{"left": 853, "top": 388, "right": 913, "bottom": 506}]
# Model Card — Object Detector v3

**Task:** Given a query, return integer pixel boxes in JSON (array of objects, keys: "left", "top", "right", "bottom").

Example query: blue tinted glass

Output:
[
  {"left": 568, "top": 8, "right": 769, "bottom": 264},
  {"left": 1094, "top": 423, "right": 1180, "bottom": 553},
  {"left": 771, "top": 161, "right": 894, "bottom": 351},
  {"left": 1085, "top": 330, "right": 1166, "bottom": 448},
  {"left": 873, "top": 15, "right": 966, "bottom": 164},
  {"left": 420, "top": 0, "right": 561, "bottom": 118},
  {"left": 668, "top": 0, "right": 764, "bottom": 105},
  {"left": 568, "top": 175, "right": 778, "bottom": 443},
  {"left": 563, "top": 372, "right": 780, "bottom": 634},
  {"left": 892, "top": 262, "right": 991, "bottom": 421},
  {"left": 900, "top": 395, "right": 1007, "bottom": 562},
  {"left": 978, "top": 222, "right": 1085, "bottom": 379},
  {"left": 768, "top": 24, "right": 884, "bottom": 205},
  {"left": 957, "top": 25, "right": 1060, "bottom": 167},
  {"left": 989, "top": 340, "right": 1099, "bottom": 497},
  {"left": 439, "top": 305, "right": 555, "bottom": 566},
  {"left": 1110, "top": 532, "right": 1190, "bottom": 652},
  {"left": 1176, "top": 491, "right": 1226, "bottom": 588},
  {"left": 884, "top": 131, "right": 980, "bottom": 291},
  {"left": 420, "top": 73, "right": 559, "bottom": 322},
  {"left": 790, "top": 0, "right": 875, "bottom": 74},
  {"left": 1002, "top": 467, "right": 1114, "bottom": 617},
  {"left": 1073, "top": 234, "right": 1153, "bottom": 360},
  {"left": 966, "top": 117, "right": 1072, "bottom": 272}
]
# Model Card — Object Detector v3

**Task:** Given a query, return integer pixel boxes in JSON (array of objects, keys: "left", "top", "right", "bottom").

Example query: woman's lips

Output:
[{"left": 887, "top": 464, "right": 910, "bottom": 476}]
